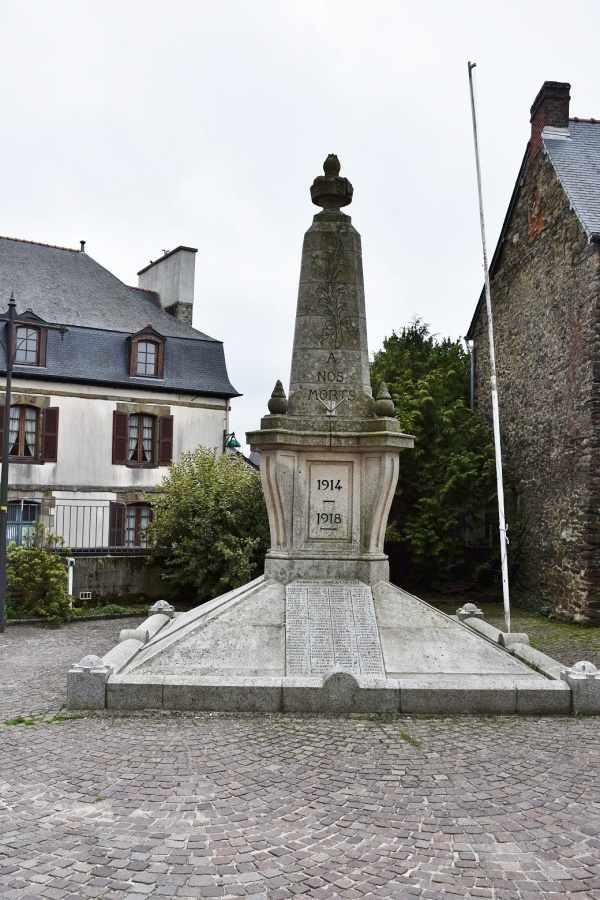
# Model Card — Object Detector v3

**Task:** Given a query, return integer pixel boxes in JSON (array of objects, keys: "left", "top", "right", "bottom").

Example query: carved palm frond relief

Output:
[{"left": 315, "top": 239, "right": 358, "bottom": 350}]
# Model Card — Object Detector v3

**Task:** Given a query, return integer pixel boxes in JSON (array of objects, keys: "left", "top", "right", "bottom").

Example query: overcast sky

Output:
[{"left": 1, "top": 1, "right": 599, "bottom": 450}]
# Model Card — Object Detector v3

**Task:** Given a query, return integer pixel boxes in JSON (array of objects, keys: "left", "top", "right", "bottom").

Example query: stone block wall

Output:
[
  {"left": 471, "top": 150, "right": 600, "bottom": 621},
  {"left": 71, "top": 556, "right": 169, "bottom": 606}
]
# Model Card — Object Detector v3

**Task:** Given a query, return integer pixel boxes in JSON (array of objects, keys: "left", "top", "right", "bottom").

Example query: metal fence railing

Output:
[{"left": 7, "top": 502, "right": 152, "bottom": 555}]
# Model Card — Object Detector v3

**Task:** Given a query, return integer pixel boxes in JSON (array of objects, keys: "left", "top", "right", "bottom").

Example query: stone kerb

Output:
[
  {"left": 499, "top": 632, "right": 530, "bottom": 647},
  {"left": 507, "top": 643, "right": 565, "bottom": 681},
  {"left": 283, "top": 671, "right": 399, "bottom": 714},
  {"left": 561, "top": 661, "right": 600, "bottom": 713},
  {"left": 460, "top": 617, "right": 503, "bottom": 643},
  {"left": 119, "top": 627, "right": 150, "bottom": 644}
]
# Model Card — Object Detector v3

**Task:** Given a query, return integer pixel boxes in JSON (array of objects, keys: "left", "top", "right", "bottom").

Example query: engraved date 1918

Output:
[{"left": 316, "top": 513, "right": 342, "bottom": 525}]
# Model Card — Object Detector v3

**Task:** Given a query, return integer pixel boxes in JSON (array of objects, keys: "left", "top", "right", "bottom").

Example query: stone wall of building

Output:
[
  {"left": 471, "top": 150, "right": 600, "bottom": 621},
  {"left": 72, "top": 556, "right": 168, "bottom": 606}
]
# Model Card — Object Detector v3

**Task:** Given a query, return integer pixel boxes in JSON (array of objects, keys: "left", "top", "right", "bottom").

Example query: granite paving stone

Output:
[{"left": 1, "top": 617, "right": 599, "bottom": 898}]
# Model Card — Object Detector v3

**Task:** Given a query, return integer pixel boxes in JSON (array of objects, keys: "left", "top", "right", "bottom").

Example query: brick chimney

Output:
[
  {"left": 530, "top": 81, "right": 571, "bottom": 160},
  {"left": 137, "top": 246, "right": 198, "bottom": 326}
]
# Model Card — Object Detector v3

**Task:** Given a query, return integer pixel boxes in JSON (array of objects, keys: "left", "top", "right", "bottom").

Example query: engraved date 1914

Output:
[{"left": 317, "top": 479, "right": 342, "bottom": 491}]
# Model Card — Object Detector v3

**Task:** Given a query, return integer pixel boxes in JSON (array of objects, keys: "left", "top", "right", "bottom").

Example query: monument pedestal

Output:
[
  {"left": 248, "top": 416, "right": 413, "bottom": 585},
  {"left": 65, "top": 156, "right": 584, "bottom": 715}
]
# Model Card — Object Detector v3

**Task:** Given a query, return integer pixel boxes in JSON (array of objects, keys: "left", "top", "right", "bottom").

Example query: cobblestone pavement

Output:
[{"left": 1, "top": 618, "right": 600, "bottom": 899}]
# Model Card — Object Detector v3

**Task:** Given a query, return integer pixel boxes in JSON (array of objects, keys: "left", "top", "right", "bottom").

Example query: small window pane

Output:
[
  {"left": 8, "top": 406, "right": 39, "bottom": 459},
  {"left": 9, "top": 407, "right": 20, "bottom": 454},
  {"left": 128, "top": 415, "right": 139, "bottom": 460},
  {"left": 141, "top": 415, "right": 153, "bottom": 461},
  {"left": 23, "top": 408, "right": 37, "bottom": 457},
  {"left": 15, "top": 327, "right": 39, "bottom": 364},
  {"left": 126, "top": 503, "right": 151, "bottom": 548},
  {"left": 136, "top": 341, "right": 157, "bottom": 376},
  {"left": 6, "top": 500, "right": 39, "bottom": 546},
  {"left": 127, "top": 414, "right": 155, "bottom": 463}
]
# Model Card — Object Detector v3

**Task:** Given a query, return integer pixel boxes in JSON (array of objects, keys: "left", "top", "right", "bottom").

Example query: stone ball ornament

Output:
[
  {"left": 268, "top": 379, "right": 289, "bottom": 415},
  {"left": 373, "top": 383, "right": 395, "bottom": 418}
]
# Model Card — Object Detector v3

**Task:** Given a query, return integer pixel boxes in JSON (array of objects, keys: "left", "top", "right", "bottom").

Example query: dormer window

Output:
[
  {"left": 136, "top": 341, "right": 158, "bottom": 375},
  {"left": 15, "top": 327, "right": 38, "bottom": 364},
  {"left": 129, "top": 326, "right": 165, "bottom": 378},
  {"left": 13, "top": 317, "right": 47, "bottom": 367}
]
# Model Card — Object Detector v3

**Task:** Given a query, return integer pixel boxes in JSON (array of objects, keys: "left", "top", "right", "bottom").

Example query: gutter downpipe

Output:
[{"left": 468, "top": 62, "right": 511, "bottom": 633}]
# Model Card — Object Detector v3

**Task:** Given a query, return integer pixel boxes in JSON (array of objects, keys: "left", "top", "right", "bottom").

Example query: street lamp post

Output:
[
  {"left": 0, "top": 295, "right": 67, "bottom": 633},
  {"left": 0, "top": 295, "right": 17, "bottom": 633}
]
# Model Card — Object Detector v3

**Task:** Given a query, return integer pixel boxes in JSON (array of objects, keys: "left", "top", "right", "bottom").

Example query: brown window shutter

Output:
[
  {"left": 112, "top": 411, "right": 128, "bottom": 464},
  {"left": 38, "top": 329, "right": 47, "bottom": 367},
  {"left": 156, "top": 340, "right": 165, "bottom": 378},
  {"left": 42, "top": 407, "right": 59, "bottom": 462},
  {"left": 158, "top": 415, "right": 173, "bottom": 466},
  {"left": 0, "top": 405, "right": 4, "bottom": 461},
  {"left": 109, "top": 503, "right": 125, "bottom": 547},
  {"left": 130, "top": 338, "right": 138, "bottom": 376}
]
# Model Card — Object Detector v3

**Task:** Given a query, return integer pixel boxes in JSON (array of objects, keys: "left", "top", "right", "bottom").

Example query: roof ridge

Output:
[
  {"left": 128, "top": 284, "right": 158, "bottom": 294},
  {"left": 570, "top": 117, "right": 600, "bottom": 124},
  {"left": 0, "top": 235, "right": 79, "bottom": 253}
]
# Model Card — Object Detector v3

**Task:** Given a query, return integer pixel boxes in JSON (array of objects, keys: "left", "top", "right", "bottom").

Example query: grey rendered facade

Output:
[{"left": 0, "top": 237, "right": 238, "bottom": 561}]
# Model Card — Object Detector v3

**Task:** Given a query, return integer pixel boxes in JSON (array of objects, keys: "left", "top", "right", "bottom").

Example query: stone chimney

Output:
[
  {"left": 530, "top": 81, "right": 571, "bottom": 160},
  {"left": 137, "top": 246, "right": 197, "bottom": 325}
]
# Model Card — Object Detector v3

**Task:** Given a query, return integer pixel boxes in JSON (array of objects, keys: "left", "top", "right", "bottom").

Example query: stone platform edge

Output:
[
  {"left": 66, "top": 593, "right": 600, "bottom": 716},
  {"left": 81, "top": 670, "right": 572, "bottom": 716}
]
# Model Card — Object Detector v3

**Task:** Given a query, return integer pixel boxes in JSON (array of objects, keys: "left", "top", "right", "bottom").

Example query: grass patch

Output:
[
  {"left": 399, "top": 730, "right": 422, "bottom": 747},
  {"left": 3, "top": 711, "right": 69, "bottom": 727}
]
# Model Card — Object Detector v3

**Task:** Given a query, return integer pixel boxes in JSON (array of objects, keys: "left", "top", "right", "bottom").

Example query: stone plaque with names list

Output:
[{"left": 285, "top": 580, "right": 385, "bottom": 676}]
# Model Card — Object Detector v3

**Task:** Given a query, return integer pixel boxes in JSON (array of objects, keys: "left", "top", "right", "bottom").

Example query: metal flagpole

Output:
[{"left": 467, "top": 61, "right": 511, "bottom": 633}]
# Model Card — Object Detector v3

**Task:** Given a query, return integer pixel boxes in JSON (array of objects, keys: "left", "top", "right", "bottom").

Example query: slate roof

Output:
[
  {"left": 544, "top": 120, "right": 600, "bottom": 237},
  {"left": 466, "top": 119, "right": 600, "bottom": 340},
  {"left": 0, "top": 237, "right": 212, "bottom": 339},
  {"left": 0, "top": 237, "right": 239, "bottom": 397}
]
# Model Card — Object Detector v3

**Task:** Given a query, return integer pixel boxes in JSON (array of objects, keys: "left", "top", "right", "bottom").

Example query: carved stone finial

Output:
[
  {"left": 323, "top": 154, "right": 341, "bottom": 177},
  {"left": 310, "top": 155, "right": 353, "bottom": 211},
  {"left": 373, "top": 383, "right": 395, "bottom": 418},
  {"left": 67, "top": 654, "right": 113, "bottom": 710},
  {"left": 148, "top": 599, "right": 176, "bottom": 618},
  {"left": 456, "top": 602, "right": 484, "bottom": 622},
  {"left": 561, "top": 660, "right": 600, "bottom": 714},
  {"left": 268, "top": 379, "right": 289, "bottom": 415},
  {"left": 565, "top": 660, "right": 600, "bottom": 678}
]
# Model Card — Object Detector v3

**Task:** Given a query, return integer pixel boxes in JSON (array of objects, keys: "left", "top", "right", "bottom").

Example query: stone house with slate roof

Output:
[
  {"left": 0, "top": 237, "right": 239, "bottom": 569},
  {"left": 466, "top": 81, "right": 600, "bottom": 623}
]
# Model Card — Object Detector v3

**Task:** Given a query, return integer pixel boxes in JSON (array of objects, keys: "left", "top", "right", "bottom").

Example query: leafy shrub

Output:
[
  {"left": 371, "top": 319, "right": 497, "bottom": 585},
  {"left": 148, "top": 448, "right": 270, "bottom": 601},
  {"left": 7, "top": 522, "right": 72, "bottom": 622}
]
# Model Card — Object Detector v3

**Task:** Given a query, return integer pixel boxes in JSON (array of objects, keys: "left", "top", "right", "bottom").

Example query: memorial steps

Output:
[{"left": 69, "top": 576, "right": 572, "bottom": 715}]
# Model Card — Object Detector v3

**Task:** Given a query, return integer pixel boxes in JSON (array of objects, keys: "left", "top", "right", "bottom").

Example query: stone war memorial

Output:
[{"left": 68, "top": 157, "right": 600, "bottom": 715}]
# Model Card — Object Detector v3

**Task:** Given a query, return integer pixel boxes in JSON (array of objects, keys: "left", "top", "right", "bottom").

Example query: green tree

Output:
[
  {"left": 7, "top": 522, "right": 72, "bottom": 623},
  {"left": 370, "top": 319, "right": 496, "bottom": 585},
  {"left": 148, "top": 448, "right": 270, "bottom": 601}
]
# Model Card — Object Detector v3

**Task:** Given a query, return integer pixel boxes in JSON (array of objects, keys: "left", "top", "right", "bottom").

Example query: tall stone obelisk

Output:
[{"left": 247, "top": 156, "right": 413, "bottom": 584}]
